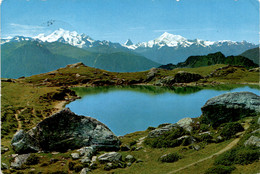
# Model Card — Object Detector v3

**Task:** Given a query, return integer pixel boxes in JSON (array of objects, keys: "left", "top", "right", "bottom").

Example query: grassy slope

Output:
[
  {"left": 240, "top": 47, "right": 259, "bottom": 65},
  {"left": 1, "top": 64, "right": 259, "bottom": 173}
]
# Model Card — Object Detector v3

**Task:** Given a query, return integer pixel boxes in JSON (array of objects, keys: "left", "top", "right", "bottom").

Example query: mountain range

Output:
[
  {"left": 2, "top": 28, "right": 257, "bottom": 64},
  {"left": 1, "top": 28, "right": 258, "bottom": 78}
]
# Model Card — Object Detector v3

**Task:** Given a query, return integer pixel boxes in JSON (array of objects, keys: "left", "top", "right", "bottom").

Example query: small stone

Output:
[
  {"left": 80, "top": 167, "right": 91, "bottom": 174},
  {"left": 192, "top": 144, "right": 201, "bottom": 151},
  {"left": 91, "top": 156, "right": 97, "bottom": 162},
  {"left": 136, "top": 159, "right": 143, "bottom": 163},
  {"left": 125, "top": 155, "right": 136, "bottom": 163},
  {"left": 50, "top": 158, "right": 59, "bottom": 164},
  {"left": 11, "top": 154, "right": 30, "bottom": 169},
  {"left": 81, "top": 157, "right": 91, "bottom": 163},
  {"left": 244, "top": 136, "right": 260, "bottom": 147},
  {"left": 135, "top": 146, "right": 143, "bottom": 151},
  {"left": 98, "top": 152, "right": 122, "bottom": 163},
  {"left": 71, "top": 153, "right": 80, "bottom": 160},
  {"left": 1, "top": 163, "right": 8, "bottom": 170},
  {"left": 11, "top": 154, "right": 19, "bottom": 158},
  {"left": 51, "top": 152, "right": 59, "bottom": 155},
  {"left": 127, "top": 162, "right": 132, "bottom": 167},
  {"left": 1, "top": 146, "right": 9, "bottom": 154}
]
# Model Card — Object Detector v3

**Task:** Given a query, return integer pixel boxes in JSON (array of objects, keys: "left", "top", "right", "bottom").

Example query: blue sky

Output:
[{"left": 1, "top": 0, "right": 259, "bottom": 44}]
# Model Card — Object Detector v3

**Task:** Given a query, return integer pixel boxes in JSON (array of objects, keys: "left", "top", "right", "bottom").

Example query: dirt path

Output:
[
  {"left": 168, "top": 119, "right": 252, "bottom": 174},
  {"left": 167, "top": 137, "right": 240, "bottom": 174},
  {"left": 14, "top": 108, "right": 26, "bottom": 131}
]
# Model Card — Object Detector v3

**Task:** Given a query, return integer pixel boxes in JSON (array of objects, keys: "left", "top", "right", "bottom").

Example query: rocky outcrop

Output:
[
  {"left": 201, "top": 92, "right": 260, "bottom": 126},
  {"left": 11, "top": 108, "right": 120, "bottom": 154},
  {"left": 148, "top": 124, "right": 179, "bottom": 138},
  {"left": 177, "top": 117, "right": 193, "bottom": 132},
  {"left": 10, "top": 154, "right": 30, "bottom": 169},
  {"left": 98, "top": 152, "right": 122, "bottom": 163},
  {"left": 244, "top": 136, "right": 260, "bottom": 147}
]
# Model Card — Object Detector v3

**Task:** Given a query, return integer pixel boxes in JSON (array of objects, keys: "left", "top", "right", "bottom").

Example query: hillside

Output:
[
  {"left": 1, "top": 41, "right": 161, "bottom": 78},
  {"left": 159, "top": 52, "right": 258, "bottom": 70},
  {"left": 1, "top": 41, "right": 78, "bottom": 79},
  {"left": 240, "top": 47, "right": 259, "bottom": 65}
]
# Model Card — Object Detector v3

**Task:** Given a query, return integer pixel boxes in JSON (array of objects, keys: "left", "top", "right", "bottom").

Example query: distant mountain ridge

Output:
[
  {"left": 1, "top": 28, "right": 257, "bottom": 64},
  {"left": 240, "top": 47, "right": 259, "bottom": 65},
  {"left": 1, "top": 41, "right": 160, "bottom": 78},
  {"left": 159, "top": 52, "right": 258, "bottom": 70}
]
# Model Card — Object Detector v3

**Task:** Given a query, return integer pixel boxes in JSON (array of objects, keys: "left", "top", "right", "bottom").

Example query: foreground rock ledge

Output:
[
  {"left": 11, "top": 108, "right": 120, "bottom": 154},
  {"left": 201, "top": 92, "right": 260, "bottom": 126}
]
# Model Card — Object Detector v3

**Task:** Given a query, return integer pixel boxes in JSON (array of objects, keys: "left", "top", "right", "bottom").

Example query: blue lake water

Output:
[{"left": 66, "top": 85, "right": 260, "bottom": 136}]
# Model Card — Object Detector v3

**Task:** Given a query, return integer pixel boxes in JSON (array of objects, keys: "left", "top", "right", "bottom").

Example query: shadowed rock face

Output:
[
  {"left": 201, "top": 92, "right": 260, "bottom": 126},
  {"left": 11, "top": 108, "right": 120, "bottom": 153}
]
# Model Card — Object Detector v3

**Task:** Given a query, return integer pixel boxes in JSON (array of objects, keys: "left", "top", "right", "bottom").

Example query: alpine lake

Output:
[{"left": 66, "top": 85, "right": 260, "bottom": 136}]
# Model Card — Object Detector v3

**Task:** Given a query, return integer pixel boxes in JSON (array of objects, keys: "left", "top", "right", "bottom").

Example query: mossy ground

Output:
[{"left": 1, "top": 64, "right": 259, "bottom": 173}]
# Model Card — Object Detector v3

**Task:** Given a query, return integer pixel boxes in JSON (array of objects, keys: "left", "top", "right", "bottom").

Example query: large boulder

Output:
[
  {"left": 10, "top": 154, "right": 30, "bottom": 169},
  {"left": 11, "top": 108, "right": 120, "bottom": 153},
  {"left": 201, "top": 92, "right": 260, "bottom": 126}
]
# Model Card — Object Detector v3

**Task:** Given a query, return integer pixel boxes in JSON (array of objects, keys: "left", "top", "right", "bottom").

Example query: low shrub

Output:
[
  {"left": 214, "top": 147, "right": 259, "bottom": 166},
  {"left": 25, "top": 154, "right": 40, "bottom": 165},
  {"left": 200, "top": 124, "right": 209, "bottom": 132},
  {"left": 144, "top": 127, "right": 186, "bottom": 148},
  {"left": 129, "top": 140, "right": 137, "bottom": 146},
  {"left": 220, "top": 122, "right": 244, "bottom": 140},
  {"left": 200, "top": 134, "right": 213, "bottom": 143},
  {"left": 205, "top": 165, "right": 235, "bottom": 174},
  {"left": 159, "top": 152, "right": 181, "bottom": 163}
]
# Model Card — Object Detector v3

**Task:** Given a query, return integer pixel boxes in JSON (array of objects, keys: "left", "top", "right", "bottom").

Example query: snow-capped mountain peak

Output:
[
  {"left": 125, "top": 39, "right": 133, "bottom": 46},
  {"left": 33, "top": 28, "right": 95, "bottom": 48}
]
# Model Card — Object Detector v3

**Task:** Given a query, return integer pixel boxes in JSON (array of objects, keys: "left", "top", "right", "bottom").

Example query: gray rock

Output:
[
  {"left": 10, "top": 154, "right": 30, "bottom": 169},
  {"left": 104, "top": 162, "right": 113, "bottom": 170},
  {"left": 77, "top": 146, "right": 96, "bottom": 158},
  {"left": 201, "top": 92, "right": 260, "bottom": 126},
  {"left": 11, "top": 130, "right": 40, "bottom": 153},
  {"left": 177, "top": 117, "right": 193, "bottom": 132},
  {"left": 91, "top": 156, "right": 97, "bottom": 162},
  {"left": 148, "top": 124, "right": 178, "bottom": 138},
  {"left": 192, "top": 144, "right": 201, "bottom": 151},
  {"left": 127, "top": 162, "right": 132, "bottom": 167},
  {"left": 98, "top": 152, "right": 122, "bottom": 163},
  {"left": 80, "top": 167, "right": 91, "bottom": 174},
  {"left": 252, "top": 128, "right": 260, "bottom": 134},
  {"left": 135, "top": 146, "right": 143, "bottom": 151},
  {"left": 81, "top": 157, "right": 91, "bottom": 163},
  {"left": 125, "top": 155, "right": 136, "bottom": 163},
  {"left": 1, "top": 145, "right": 9, "bottom": 154},
  {"left": 71, "top": 153, "right": 80, "bottom": 159},
  {"left": 11, "top": 108, "right": 120, "bottom": 153},
  {"left": 244, "top": 135, "right": 260, "bottom": 147},
  {"left": 136, "top": 159, "right": 143, "bottom": 163},
  {"left": 1, "top": 162, "right": 8, "bottom": 170}
]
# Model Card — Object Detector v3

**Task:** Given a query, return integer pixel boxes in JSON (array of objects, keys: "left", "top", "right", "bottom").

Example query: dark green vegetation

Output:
[
  {"left": 240, "top": 47, "right": 259, "bottom": 65},
  {"left": 1, "top": 41, "right": 160, "bottom": 78},
  {"left": 219, "top": 123, "right": 244, "bottom": 140},
  {"left": 159, "top": 52, "right": 258, "bottom": 70}
]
